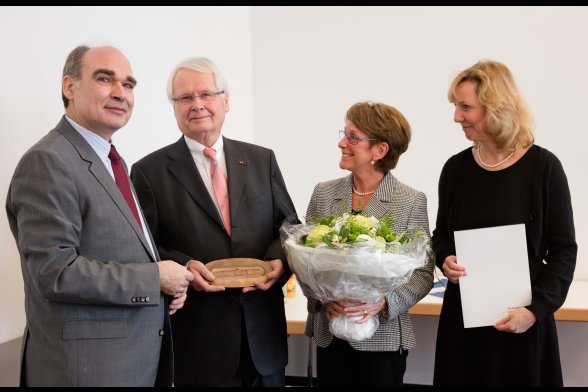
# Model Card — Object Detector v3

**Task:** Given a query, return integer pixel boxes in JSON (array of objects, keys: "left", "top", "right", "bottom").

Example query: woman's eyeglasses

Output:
[{"left": 339, "top": 130, "right": 377, "bottom": 145}]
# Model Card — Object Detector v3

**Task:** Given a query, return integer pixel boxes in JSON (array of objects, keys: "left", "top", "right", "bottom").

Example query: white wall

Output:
[
  {"left": 0, "top": 5, "right": 254, "bottom": 343},
  {"left": 1, "top": 5, "right": 587, "bottom": 386},
  {"left": 251, "top": 5, "right": 587, "bottom": 278},
  {"left": 251, "top": 6, "right": 588, "bottom": 386}
]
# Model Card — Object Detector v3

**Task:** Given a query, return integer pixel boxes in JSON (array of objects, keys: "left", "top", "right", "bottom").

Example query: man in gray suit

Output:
[
  {"left": 5, "top": 45, "right": 194, "bottom": 387},
  {"left": 130, "top": 57, "right": 297, "bottom": 386}
]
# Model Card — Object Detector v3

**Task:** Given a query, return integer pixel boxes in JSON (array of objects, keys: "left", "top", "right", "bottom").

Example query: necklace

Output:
[
  {"left": 353, "top": 186, "right": 375, "bottom": 196},
  {"left": 476, "top": 144, "right": 515, "bottom": 168}
]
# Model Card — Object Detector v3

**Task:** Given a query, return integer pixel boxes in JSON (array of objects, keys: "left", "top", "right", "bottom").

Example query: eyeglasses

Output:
[
  {"left": 171, "top": 90, "right": 225, "bottom": 105},
  {"left": 339, "top": 130, "right": 378, "bottom": 145}
]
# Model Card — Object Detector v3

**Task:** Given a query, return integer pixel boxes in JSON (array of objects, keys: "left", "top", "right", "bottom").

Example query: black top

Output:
[
  {"left": 455, "top": 146, "right": 533, "bottom": 230},
  {"left": 431, "top": 145, "right": 577, "bottom": 386}
]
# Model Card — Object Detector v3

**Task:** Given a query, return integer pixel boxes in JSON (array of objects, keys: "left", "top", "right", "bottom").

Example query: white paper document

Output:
[{"left": 454, "top": 224, "right": 531, "bottom": 328}]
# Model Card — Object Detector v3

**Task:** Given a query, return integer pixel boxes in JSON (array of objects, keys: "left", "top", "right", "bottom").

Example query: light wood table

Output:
[
  {"left": 285, "top": 294, "right": 308, "bottom": 335},
  {"left": 286, "top": 280, "right": 588, "bottom": 334}
]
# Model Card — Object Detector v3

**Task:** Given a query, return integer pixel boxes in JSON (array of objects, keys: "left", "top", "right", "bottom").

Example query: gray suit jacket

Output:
[
  {"left": 304, "top": 172, "right": 434, "bottom": 351},
  {"left": 5, "top": 116, "right": 172, "bottom": 386}
]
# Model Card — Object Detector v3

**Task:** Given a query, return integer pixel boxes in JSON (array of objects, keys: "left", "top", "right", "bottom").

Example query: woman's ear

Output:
[{"left": 373, "top": 141, "right": 389, "bottom": 160}]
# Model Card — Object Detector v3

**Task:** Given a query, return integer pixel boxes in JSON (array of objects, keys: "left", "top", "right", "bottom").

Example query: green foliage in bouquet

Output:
[{"left": 302, "top": 212, "right": 425, "bottom": 248}]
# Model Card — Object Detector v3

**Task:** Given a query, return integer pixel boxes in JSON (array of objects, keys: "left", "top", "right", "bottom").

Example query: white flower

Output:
[{"left": 281, "top": 213, "right": 430, "bottom": 342}]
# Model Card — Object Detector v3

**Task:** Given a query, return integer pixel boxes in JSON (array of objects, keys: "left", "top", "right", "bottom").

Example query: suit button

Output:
[
  {"left": 145, "top": 296, "right": 150, "bottom": 302},
  {"left": 131, "top": 297, "right": 137, "bottom": 303},
  {"left": 231, "top": 299, "right": 239, "bottom": 306},
  {"left": 159, "top": 329, "right": 165, "bottom": 336}
]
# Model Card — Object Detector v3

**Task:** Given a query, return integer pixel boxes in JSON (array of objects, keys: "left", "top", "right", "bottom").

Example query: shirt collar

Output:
[
  {"left": 65, "top": 115, "right": 112, "bottom": 161},
  {"left": 184, "top": 135, "right": 224, "bottom": 158}
]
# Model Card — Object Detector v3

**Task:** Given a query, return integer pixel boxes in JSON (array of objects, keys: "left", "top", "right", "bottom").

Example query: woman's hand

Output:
[
  {"left": 324, "top": 300, "right": 347, "bottom": 321},
  {"left": 495, "top": 307, "right": 537, "bottom": 333},
  {"left": 325, "top": 298, "right": 386, "bottom": 324},
  {"left": 442, "top": 255, "right": 467, "bottom": 284}
]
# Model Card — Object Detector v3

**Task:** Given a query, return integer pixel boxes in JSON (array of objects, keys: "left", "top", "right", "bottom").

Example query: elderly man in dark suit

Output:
[
  {"left": 130, "top": 57, "right": 297, "bottom": 387},
  {"left": 6, "top": 45, "right": 193, "bottom": 387}
]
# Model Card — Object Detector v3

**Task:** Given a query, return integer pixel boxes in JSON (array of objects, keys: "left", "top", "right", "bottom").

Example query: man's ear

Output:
[
  {"left": 62, "top": 75, "right": 75, "bottom": 101},
  {"left": 223, "top": 93, "right": 230, "bottom": 113}
]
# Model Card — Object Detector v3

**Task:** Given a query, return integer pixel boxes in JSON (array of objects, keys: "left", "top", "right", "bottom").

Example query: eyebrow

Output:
[{"left": 92, "top": 68, "right": 138, "bottom": 87}]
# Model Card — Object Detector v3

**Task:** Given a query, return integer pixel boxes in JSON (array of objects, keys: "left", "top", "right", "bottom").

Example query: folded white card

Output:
[{"left": 454, "top": 224, "right": 532, "bottom": 328}]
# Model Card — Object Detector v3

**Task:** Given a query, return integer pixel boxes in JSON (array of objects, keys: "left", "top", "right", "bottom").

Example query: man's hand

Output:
[
  {"left": 168, "top": 291, "right": 187, "bottom": 315},
  {"left": 158, "top": 259, "right": 193, "bottom": 296},
  {"left": 186, "top": 259, "right": 225, "bottom": 292},
  {"left": 242, "top": 259, "right": 284, "bottom": 293}
]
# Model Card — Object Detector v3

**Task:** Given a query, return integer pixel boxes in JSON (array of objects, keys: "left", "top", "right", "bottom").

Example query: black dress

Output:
[{"left": 432, "top": 145, "right": 577, "bottom": 386}]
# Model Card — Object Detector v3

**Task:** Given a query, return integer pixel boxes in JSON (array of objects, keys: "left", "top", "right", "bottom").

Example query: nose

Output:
[
  {"left": 453, "top": 108, "right": 463, "bottom": 123},
  {"left": 190, "top": 98, "right": 205, "bottom": 111},
  {"left": 110, "top": 82, "right": 126, "bottom": 101},
  {"left": 338, "top": 135, "right": 348, "bottom": 148}
]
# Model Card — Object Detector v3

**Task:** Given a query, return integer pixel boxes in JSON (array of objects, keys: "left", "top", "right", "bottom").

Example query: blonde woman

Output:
[{"left": 432, "top": 60, "right": 577, "bottom": 386}]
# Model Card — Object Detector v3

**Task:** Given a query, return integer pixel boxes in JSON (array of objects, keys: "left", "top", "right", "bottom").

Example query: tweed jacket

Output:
[{"left": 303, "top": 172, "right": 434, "bottom": 351}]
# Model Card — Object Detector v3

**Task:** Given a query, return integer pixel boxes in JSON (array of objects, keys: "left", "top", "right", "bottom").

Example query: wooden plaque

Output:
[{"left": 205, "top": 258, "right": 271, "bottom": 288}]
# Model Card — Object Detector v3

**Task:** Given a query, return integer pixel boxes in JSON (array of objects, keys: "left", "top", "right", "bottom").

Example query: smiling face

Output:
[
  {"left": 338, "top": 120, "right": 384, "bottom": 174},
  {"left": 62, "top": 46, "right": 136, "bottom": 140},
  {"left": 452, "top": 80, "right": 488, "bottom": 144},
  {"left": 171, "top": 68, "right": 229, "bottom": 147}
]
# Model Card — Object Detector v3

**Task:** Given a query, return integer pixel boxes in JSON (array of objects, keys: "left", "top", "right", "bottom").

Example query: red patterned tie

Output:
[
  {"left": 108, "top": 145, "right": 142, "bottom": 228},
  {"left": 203, "top": 148, "right": 231, "bottom": 235}
]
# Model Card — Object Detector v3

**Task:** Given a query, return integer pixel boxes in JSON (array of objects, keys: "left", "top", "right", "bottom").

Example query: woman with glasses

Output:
[{"left": 302, "top": 101, "right": 434, "bottom": 387}]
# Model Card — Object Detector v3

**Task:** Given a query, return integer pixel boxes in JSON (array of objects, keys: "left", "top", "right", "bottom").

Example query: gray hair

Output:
[
  {"left": 166, "top": 57, "right": 229, "bottom": 103},
  {"left": 62, "top": 45, "right": 90, "bottom": 108}
]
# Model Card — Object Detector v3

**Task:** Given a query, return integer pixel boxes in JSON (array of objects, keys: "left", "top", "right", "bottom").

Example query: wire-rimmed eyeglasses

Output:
[
  {"left": 339, "top": 130, "right": 378, "bottom": 145},
  {"left": 171, "top": 90, "right": 225, "bottom": 105}
]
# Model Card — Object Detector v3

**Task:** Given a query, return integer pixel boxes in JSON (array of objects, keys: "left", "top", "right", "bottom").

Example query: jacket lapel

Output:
[
  {"left": 166, "top": 137, "right": 225, "bottom": 229},
  {"left": 55, "top": 117, "right": 156, "bottom": 261},
  {"left": 223, "top": 137, "right": 247, "bottom": 224},
  {"left": 332, "top": 175, "right": 353, "bottom": 215},
  {"left": 364, "top": 172, "right": 396, "bottom": 219}
]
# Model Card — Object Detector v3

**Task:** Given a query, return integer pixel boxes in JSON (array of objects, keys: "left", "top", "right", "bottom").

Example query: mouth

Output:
[
  {"left": 189, "top": 114, "right": 210, "bottom": 121},
  {"left": 105, "top": 105, "right": 127, "bottom": 114},
  {"left": 341, "top": 152, "right": 353, "bottom": 158}
]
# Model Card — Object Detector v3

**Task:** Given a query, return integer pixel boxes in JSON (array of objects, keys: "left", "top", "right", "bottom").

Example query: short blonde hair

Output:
[{"left": 448, "top": 60, "right": 534, "bottom": 150}]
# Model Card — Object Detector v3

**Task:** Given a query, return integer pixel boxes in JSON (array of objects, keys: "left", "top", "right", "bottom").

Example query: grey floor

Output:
[{"left": 0, "top": 337, "right": 21, "bottom": 387}]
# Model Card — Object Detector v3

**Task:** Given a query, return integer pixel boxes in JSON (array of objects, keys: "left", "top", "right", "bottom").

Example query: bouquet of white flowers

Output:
[{"left": 281, "top": 212, "right": 429, "bottom": 342}]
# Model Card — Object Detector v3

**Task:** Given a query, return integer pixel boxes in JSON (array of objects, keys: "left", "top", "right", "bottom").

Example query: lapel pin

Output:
[{"left": 239, "top": 160, "right": 247, "bottom": 166}]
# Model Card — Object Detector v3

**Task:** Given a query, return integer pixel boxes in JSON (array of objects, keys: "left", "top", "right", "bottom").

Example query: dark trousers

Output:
[
  {"left": 317, "top": 336, "right": 408, "bottom": 387},
  {"left": 176, "top": 306, "right": 285, "bottom": 387}
]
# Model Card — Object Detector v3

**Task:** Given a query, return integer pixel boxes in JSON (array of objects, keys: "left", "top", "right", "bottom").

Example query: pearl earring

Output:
[{"left": 370, "top": 160, "right": 375, "bottom": 165}]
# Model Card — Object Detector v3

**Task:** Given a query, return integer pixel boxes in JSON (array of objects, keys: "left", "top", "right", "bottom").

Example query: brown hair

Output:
[
  {"left": 346, "top": 101, "right": 411, "bottom": 172},
  {"left": 62, "top": 45, "right": 90, "bottom": 108}
]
